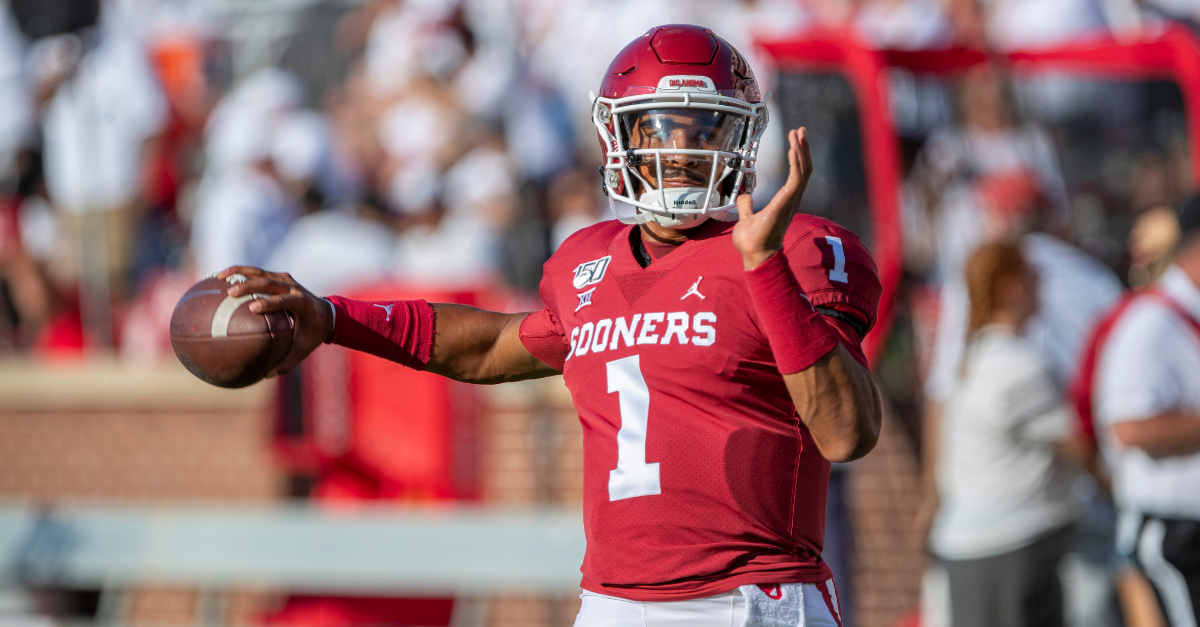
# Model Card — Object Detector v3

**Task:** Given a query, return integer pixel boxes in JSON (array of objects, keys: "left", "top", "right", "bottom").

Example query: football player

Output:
[{"left": 221, "top": 24, "right": 882, "bottom": 626}]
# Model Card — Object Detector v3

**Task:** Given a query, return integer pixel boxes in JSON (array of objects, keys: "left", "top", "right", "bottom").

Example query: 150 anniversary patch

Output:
[{"left": 573, "top": 255, "right": 612, "bottom": 290}]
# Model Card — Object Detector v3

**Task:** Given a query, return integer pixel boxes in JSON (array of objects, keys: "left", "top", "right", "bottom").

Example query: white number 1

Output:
[
  {"left": 825, "top": 236, "right": 849, "bottom": 283},
  {"left": 606, "top": 355, "right": 661, "bottom": 501}
]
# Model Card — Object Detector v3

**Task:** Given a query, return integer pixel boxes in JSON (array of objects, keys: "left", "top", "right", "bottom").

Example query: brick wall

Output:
[
  {"left": 0, "top": 359, "right": 283, "bottom": 626},
  {"left": 482, "top": 381, "right": 582, "bottom": 506},
  {"left": 480, "top": 380, "right": 583, "bottom": 627},
  {"left": 848, "top": 407, "right": 923, "bottom": 627},
  {"left": 0, "top": 409, "right": 280, "bottom": 502},
  {"left": 0, "top": 359, "right": 281, "bottom": 503}
]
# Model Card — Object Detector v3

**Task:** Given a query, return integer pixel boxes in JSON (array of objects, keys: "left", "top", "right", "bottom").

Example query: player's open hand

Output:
[
  {"left": 732, "top": 127, "right": 813, "bottom": 270},
  {"left": 217, "top": 266, "right": 332, "bottom": 377}
]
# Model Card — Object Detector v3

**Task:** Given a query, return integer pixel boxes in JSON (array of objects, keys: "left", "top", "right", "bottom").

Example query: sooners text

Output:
[{"left": 566, "top": 312, "right": 716, "bottom": 360}]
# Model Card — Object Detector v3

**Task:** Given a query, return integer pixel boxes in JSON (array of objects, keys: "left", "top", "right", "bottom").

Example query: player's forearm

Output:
[
  {"left": 786, "top": 344, "right": 882, "bottom": 462},
  {"left": 1111, "top": 412, "right": 1200, "bottom": 459},
  {"left": 424, "top": 304, "right": 560, "bottom": 384},
  {"left": 326, "top": 298, "right": 555, "bottom": 384}
]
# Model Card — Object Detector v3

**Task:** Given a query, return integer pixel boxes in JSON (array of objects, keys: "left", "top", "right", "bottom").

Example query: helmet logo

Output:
[
  {"left": 730, "top": 49, "right": 750, "bottom": 80},
  {"left": 656, "top": 75, "right": 716, "bottom": 93}
]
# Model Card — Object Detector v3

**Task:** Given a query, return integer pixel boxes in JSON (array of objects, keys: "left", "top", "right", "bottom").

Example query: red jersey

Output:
[{"left": 518, "top": 215, "right": 881, "bottom": 602}]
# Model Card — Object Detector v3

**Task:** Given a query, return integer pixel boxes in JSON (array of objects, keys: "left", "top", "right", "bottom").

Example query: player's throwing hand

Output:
[
  {"left": 217, "top": 266, "right": 333, "bottom": 377},
  {"left": 732, "top": 127, "right": 813, "bottom": 270}
]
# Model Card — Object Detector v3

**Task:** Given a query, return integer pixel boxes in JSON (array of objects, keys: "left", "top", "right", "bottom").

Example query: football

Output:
[{"left": 170, "top": 274, "right": 293, "bottom": 388}]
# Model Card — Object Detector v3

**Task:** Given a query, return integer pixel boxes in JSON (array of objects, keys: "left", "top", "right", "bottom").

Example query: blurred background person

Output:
[
  {"left": 914, "top": 61, "right": 1121, "bottom": 405},
  {"left": 914, "top": 63, "right": 1071, "bottom": 405},
  {"left": 263, "top": 108, "right": 390, "bottom": 297},
  {"left": 910, "top": 60, "right": 1124, "bottom": 627},
  {"left": 1128, "top": 206, "right": 1182, "bottom": 288},
  {"left": 265, "top": 195, "right": 396, "bottom": 297},
  {"left": 545, "top": 166, "right": 602, "bottom": 252},
  {"left": 391, "top": 126, "right": 514, "bottom": 289},
  {"left": 28, "top": 0, "right": 168, "bottom": 350},
  {"left": 929, "top": 241, "right": 1080, "bottom": 627},
  {"left": 189, "top": 68, "right": 305, "bottom": 277},
  {"left": 1093, "top": 196, "right": 1200, "bottom": 627}
]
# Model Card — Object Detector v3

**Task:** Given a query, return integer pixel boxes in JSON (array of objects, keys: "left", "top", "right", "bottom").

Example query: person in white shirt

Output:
[
  {"left": 189, "top": 69, "right": 306, "bottom": 276},
  {"left": 931, "top": 241, "right": 1079, "bottom": 627},
  {"left": 1095, "top": 197, "right": 1200, "bottom": 627},
  {"left": 190, "top": 166, "right": 296, "bottom": 277},
  {"left": 39, "top": 3, "right": 168, "bottom": 217},
  {"left": 392, "top": 142, "right": 512, "bottom": 289}
]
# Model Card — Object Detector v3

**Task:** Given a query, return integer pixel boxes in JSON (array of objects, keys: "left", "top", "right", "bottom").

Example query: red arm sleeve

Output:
[
  {"left": 744, "top": 252, "right": 842, "bottom": 374},
  {"left": 325, "top": 296, "right": 436, "bottom": 370}
]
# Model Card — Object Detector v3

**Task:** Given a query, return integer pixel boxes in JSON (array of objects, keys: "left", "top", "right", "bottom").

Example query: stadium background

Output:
[{"left": 0, "top": 0, "right": 1198, "bottom": 626}]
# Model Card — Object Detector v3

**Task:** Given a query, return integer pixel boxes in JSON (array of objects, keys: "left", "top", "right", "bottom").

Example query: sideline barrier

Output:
[{"left": 0, "top": 505, "right": 586, "bottom": 594}]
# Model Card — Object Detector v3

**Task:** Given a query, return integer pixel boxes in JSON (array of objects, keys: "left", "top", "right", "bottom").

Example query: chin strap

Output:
[
  {"left": 630, "top": 187, "right": 719, "bottom": 228},
  {"left": 609, "top": 200, "right": 738, "bottom": 226},
  {"left": 647, "top": 211, "right": 709, "bottom": 228},
  {"left": 638, "top": 187, "right": 721, "bottom": 214}
]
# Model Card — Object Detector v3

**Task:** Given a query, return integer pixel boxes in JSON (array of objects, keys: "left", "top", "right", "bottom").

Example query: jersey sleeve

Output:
[
  {"left": 518, "top": 267, "right": 570, "bottom": 372},
  {"left": 784, "top": 218, "right": 883, "bottom": 338}
]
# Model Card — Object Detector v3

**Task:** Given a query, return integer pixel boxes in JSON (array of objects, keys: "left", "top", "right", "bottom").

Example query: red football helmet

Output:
[{"left": 591, "top": 24, "right": 769, "bottom": 227}]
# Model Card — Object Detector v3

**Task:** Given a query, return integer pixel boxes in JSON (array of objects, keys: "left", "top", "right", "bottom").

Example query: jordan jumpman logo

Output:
[
  {"left": 374, "top": 303, "right": 395, "bottom": 321},
  {"left": 682, "top": 276, "right": 706, "bottom": 300}
]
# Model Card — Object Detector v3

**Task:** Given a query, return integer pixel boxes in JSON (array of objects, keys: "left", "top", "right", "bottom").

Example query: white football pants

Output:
[{"left": 572, "top": 581, "right": 844, "bottom": 627}]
